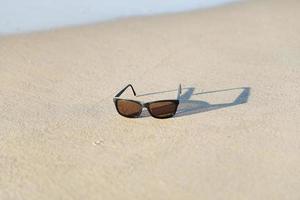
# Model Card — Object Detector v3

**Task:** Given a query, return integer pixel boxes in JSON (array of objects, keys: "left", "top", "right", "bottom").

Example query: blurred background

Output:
[{"left": 0, "top": 0, "right": 237, "bottom": 35}]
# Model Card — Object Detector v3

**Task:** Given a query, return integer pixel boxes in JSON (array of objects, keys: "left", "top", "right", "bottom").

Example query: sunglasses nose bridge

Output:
[
  {"left": 141, "top": 103, "right": 152, "bottom": 117},
  {"left": 142, "top": 102, "right": 150, "bottom": 108}
]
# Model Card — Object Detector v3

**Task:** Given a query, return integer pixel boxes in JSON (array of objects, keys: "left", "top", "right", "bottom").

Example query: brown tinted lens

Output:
[
  {"left": 116, "top": 100, "right": 142, "bottom": 117},
  {"left": 148, "top": 101, "right": 178, "bottom": 118}
]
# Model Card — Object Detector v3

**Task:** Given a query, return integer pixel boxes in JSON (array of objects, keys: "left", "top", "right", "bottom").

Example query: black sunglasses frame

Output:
[{"left": 113, "top": 84, "right": 181, "bottom": 119}]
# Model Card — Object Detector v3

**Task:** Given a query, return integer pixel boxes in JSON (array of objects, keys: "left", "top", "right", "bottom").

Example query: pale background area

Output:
[
  {"left": 0, "top": 0, "right": 300, "bottom": 199},
  {"left": 0, "top": 0, "right": 237, "bottom": 35}
]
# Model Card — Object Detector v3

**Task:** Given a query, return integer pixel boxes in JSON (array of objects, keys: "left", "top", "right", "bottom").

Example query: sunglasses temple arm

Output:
[
  {"left": 177, "top": 84, "right": 182, "bottom": 100},
  {"left": 115, "top": 84, "right": 137, "bottom": 97}
]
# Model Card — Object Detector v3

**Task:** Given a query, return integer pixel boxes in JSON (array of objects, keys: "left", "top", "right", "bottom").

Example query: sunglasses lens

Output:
[
  {"left": 116, "top": 99, "right": 142, "bottom": 118},
  {"left": 148, "top": 101, "right": 178, "bottom": 118}
]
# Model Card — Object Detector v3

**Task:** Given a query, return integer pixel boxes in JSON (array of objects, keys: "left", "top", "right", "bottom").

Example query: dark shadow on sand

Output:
[{"left": 138, "top": 86, "right": 251, "bottom": 118}]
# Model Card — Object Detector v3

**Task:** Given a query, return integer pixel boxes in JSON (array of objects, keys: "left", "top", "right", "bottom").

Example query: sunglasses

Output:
[{"left": 113, "top": 84, "right": 182, "bottom": 119}]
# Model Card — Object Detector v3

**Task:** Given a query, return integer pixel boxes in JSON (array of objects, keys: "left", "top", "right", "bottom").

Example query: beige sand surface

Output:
[{"left": 1, "top": 0, "right": 300, "bottom": 199}]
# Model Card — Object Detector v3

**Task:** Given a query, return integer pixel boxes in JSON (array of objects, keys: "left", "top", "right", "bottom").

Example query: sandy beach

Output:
[{"left": 1, "top": 0, "right": 300, "bottom": 199}]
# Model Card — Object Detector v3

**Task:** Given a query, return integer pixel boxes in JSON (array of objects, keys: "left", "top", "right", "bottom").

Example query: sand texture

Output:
[{"left": 0, "top": 0, "right": 300, "bottom": 199}]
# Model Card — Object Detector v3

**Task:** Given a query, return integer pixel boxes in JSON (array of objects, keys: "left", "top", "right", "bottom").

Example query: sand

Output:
[{"left": 0, "top": 0, "right": 300, "bottom": 199}]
